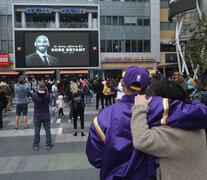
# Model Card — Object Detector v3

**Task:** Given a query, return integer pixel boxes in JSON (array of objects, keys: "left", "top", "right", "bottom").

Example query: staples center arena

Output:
[{"left": 0, "top": 1, "right": 160, "bottom": 79}]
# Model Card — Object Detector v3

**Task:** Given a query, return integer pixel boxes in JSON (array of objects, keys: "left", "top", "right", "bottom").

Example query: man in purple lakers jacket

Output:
[{"left": 86, "top": 66, "right": 207, "bottom": 180}]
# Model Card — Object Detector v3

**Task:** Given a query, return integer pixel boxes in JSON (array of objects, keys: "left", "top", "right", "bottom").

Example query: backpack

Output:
[{"left": 72, "top": 91, "right": 84, "bottom": 110}]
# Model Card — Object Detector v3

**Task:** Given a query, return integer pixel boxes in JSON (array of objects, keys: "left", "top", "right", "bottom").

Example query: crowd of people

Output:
[
  {"left": 0, "top": 66, "right": 207, "bottom": 179},
  {"left": 0, "top": 75, "right": 124, "bottom": 143}
]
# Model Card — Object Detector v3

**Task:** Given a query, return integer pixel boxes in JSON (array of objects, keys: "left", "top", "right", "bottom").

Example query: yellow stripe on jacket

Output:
[
  {"left": 161, "top": 98, "right": 169, "bottom": 125},
  {"left": 93, "top": 117, "right": 105, "bottom": 142}
]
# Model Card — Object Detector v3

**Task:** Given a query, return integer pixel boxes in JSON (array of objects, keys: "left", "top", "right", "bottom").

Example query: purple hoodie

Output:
[
  {"left": 86, "top": 94, "right": 207, "bottom": 180},
  {"left": 32, "top": 92, "right": 50, "bottom": 119}
]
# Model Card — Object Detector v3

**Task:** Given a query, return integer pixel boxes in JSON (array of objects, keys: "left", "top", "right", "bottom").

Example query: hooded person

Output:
[
  {"left": 86, "top": 65, "right": 207, "bottom": 180},
  {"left": 31, "top": 82, "right": 53, "bottom": 150}
]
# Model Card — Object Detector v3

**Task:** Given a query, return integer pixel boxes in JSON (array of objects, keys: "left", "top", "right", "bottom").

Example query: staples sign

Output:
[{"left": 0, "top": 54, "right": 9, "bottom": 66}]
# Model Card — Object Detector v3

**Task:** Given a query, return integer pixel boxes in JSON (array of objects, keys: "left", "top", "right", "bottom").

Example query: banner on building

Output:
[
  {"left": 165, "top": 53, "right": 177, "bottom": 63},
  {"left": 0, "top": 54, "right": 9, "bottom": 66}
]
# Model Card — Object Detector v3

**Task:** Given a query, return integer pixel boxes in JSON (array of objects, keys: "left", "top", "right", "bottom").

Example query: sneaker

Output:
[
  {"left": 81, "top": 132, "right": 86, "bottom": 137},
  {"left": 32, "top": 145, "right": 39, "bottom": 150},
  {"left": 25, "top": 126, "right": 29, "bottom": 130},
  {"left": 68, "top": 120, "right": 72, "bottom": 123},
  {"left": 46, "top": 144, "right": 54, "bottom": 149},
  {"left": 14, "top": 127, "right": 18, "bottom": 130},
  {"left": 73, "top": 132, "right": 77, "bottom": 136}
]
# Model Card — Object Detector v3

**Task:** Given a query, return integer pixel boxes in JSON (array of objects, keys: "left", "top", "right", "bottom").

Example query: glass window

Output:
[
  {"left": 9, "top": 40, "right": 13, "bottom": 53},
  {"left": 101, "top": 40, "right": 106, "bottom": 52},
  {"left": 106, "top": 16, "right": 111, "bottom": 25},
  {"left": 161, "top": 44, "right": 176, "bottom": 52},
  {"left": 0, "top": 40, "right": 8, "bottom": 53},
  {"left": 1, "top": 30, "right": 7, "bottom": 41},
  {"left": 100, "top": 16, "right": 105, "bottom": 25},
  {"left": 119, "top": 16, "right": 124, "bottom": 26},
  {"left": 0, "top": 15, "right": 6, "bottom": 25},
  {"left": 132, "top": 40, "right": 137, "bottom": 52},
  {"left": 120, "top": 40, "right": 125, "bottom": 52},
  {"left": 113, "top": 16, "right": 118, "bottom": 26},
  {"left": 107, "top": 40, "right": 112, "bottom": 52},
  {"left": 7, "top": 15, "right": 12, "bottom": 25},
  {"left": 125, "top": 40, "right": 130, "bottom": 52},
  {"left": 8, "top": 30, "right": 12, "bottom": 40},
  {"left": 138, "top": 40, "right": 143, "bottom": 52},
  {"left": 160, "top": 22, "right": 176, "bottom": 30},
  {"left": 169, "top": 22, "right": 176, "bottom": 30},
  {"left": 124, "top": 17, "right": 131, "bottom": 26},
  {"left": 131, "top": 17, "right": 137, "bottom": 26},
  {"left": 137, "top": 0, "right": 142, "bottom": 2},
  {"left": 144, "top": 40, "right": 150, "bottom": 52},
  {"left": 160, "top": 0, "right": 169, "bottom": 8},
  {"left": 113, "top": 40, "right": 119, "bottom": 52},
  {"left": 160, "top": 22, "right": 168, "bottom": 30},
  {"left": 144, "top": 17, "right": 150, "bottom": 26},
  {"left": 137, "top": 17, "right": 143, "bottom": 26}
]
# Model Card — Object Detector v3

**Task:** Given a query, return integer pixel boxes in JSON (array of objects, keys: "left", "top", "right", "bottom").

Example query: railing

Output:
[
  {"left": 15, "top": 22, "right": 98, "bottom": 29},
  {"left": 60, "top": 22, "right": 88, "bottom": 28}
]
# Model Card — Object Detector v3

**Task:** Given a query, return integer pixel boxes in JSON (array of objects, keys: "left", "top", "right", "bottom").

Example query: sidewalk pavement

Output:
[{"left": 0, "top": 98, "right": 100, "bottom": 180}]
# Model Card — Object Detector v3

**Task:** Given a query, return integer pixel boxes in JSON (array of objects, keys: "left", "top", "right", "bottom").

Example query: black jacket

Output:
[
  {"left": 94, "top": 82, "right": 104, "bottom": 95},
  {"left": 0, "top": 91, "right": 8, "bottom": 108},
  {"left": 26, "top": 52, "right": 58, "bottom": 67}
]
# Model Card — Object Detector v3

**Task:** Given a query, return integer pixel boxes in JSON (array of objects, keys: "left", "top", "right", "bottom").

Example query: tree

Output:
[{"left": 185, "top": 12, "right": 207, "bottom": 75}]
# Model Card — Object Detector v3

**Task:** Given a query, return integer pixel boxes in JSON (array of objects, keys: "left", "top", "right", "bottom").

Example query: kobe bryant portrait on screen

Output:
[{"left": 26, "top": 35, "right": 58, "bottom": 67}]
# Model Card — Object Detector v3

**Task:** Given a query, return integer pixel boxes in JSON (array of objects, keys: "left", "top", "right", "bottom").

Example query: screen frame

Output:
[{"left": 14, "top": 29, "right": 100, "bottom": 70}]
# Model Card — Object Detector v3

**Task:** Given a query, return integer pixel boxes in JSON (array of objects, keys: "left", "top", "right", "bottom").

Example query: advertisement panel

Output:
[
  {"left": 168, "top": 0, "right": 196, "bottom": 22},
  {"left": 0, "top": 53, "right": 9, "bottom": 66},
  {"left": 165, "top": 53, "right": 177, "bottom": 63},
  {"left": 15, "top": 31, "right": 99, "bottom": 69}
]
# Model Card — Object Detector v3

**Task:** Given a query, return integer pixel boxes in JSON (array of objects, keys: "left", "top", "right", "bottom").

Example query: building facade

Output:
[{"left": 0, "top": 0, "right": 160, "bottom": 79}]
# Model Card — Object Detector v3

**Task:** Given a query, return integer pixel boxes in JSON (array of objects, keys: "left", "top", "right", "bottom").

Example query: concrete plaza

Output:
[{"left": 0, "top": 98, "right": 100, "bottom": 180}]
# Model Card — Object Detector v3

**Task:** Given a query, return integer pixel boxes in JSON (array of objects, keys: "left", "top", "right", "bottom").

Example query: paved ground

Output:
[{"left": 0, "top": 97, "right": 100, "bottom": 180}]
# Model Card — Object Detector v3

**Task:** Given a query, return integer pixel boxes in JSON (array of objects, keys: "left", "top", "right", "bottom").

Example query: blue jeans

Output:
[
  {"left": 51, "top": 95, "right": 57, "bottom": 107},
  {"left": 86, "top": 94, "right": 91, "bottom": 104},
  {"left": 33, "top": 117, "right": 52, "bottom": 147}
]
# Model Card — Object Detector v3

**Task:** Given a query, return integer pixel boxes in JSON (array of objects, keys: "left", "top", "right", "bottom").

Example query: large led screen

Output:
[
  {"left": 15, "top": 31, "right": 99, "bottom": 68},
  {"left": 168, "top": 0, "right": 196, "bottom": 22}
]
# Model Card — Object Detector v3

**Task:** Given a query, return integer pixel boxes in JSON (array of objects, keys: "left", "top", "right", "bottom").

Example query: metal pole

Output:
[
  {"left": 196, "top": 0, "right": 202, "bottom": 18},
  {"left": 176, "top": 20, "right": 182, "bottom": 73}
]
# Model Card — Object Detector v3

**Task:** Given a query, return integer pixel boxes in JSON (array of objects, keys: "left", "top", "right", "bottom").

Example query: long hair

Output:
[
  {"left": 155, "top": 78, "right": 187, "bottom": 102},
  {"left": 195, "top": 78, "right": 206, "bottom": 90},
  {"left": 70, "top": 82, "right": 78, "bottom": 94}
]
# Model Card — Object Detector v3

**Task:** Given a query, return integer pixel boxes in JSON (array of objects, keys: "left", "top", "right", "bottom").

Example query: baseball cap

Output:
[{"left": 122, "top": 66, "right": 150, "bottom": 91}]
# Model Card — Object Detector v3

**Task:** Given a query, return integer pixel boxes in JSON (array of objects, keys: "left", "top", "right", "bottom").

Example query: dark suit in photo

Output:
[{"left": 26, "top": 52, "right": 58, "bottom": 67}]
